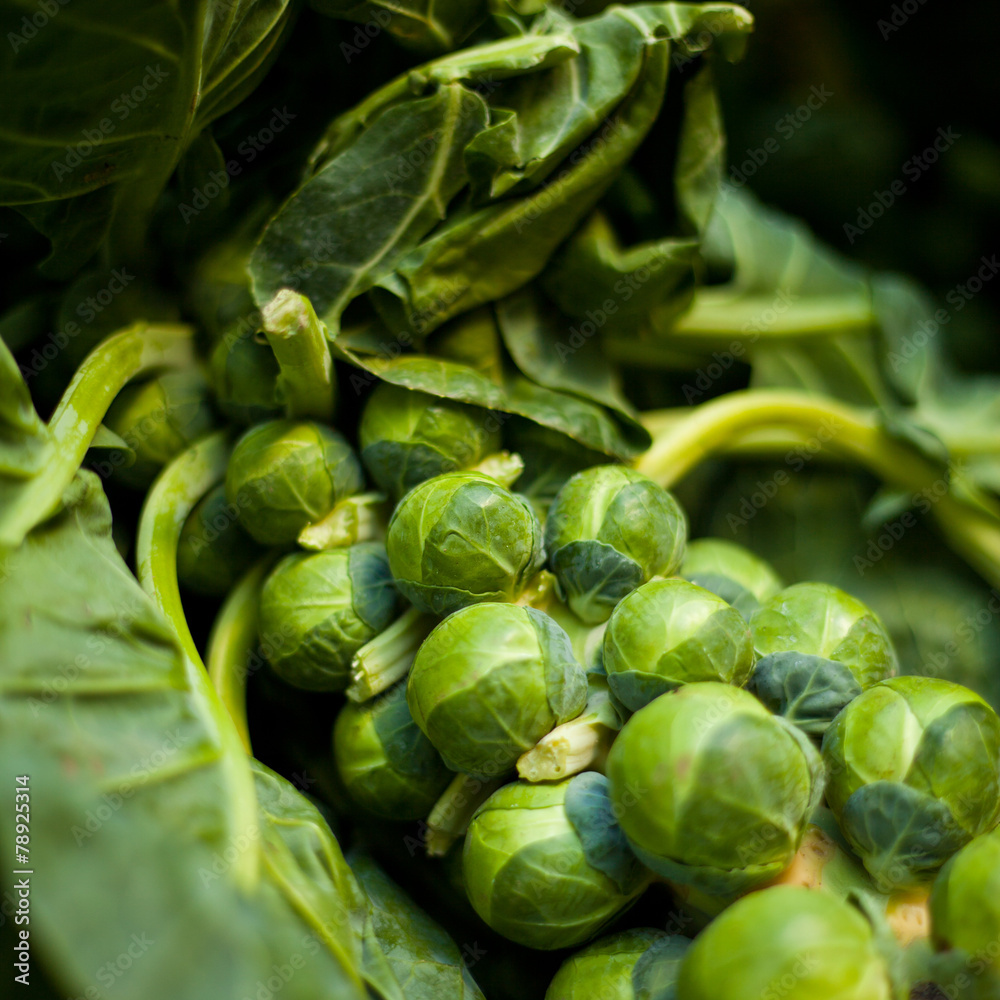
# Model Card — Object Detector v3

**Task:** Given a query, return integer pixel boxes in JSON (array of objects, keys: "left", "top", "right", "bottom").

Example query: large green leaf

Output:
[
  {"left": 349, "top": 849, "right": 486, "bottom": 999},
  {"left": 0, "top": 0, "right": 294, "bottom": 274},
  {"left": 0, "top": 472, "right": 368, "bottom": 1000},
  {"left": 250, "top": 84, "right": 490, "bottom": 322}
]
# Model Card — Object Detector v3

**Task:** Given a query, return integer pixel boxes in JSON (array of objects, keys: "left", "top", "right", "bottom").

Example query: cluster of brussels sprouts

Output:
[{"left": 140, "top": 367, "right": 1000, "bottom": 1000}]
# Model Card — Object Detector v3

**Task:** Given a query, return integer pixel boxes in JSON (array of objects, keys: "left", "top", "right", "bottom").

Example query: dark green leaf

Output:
[
  {"left": 0, "top": 0, "right": 294, "bottom": 273},
  {"left": 348, "top": 849, "right": 486, "bottom": 999},
  {"left": 564, "top": 772, "right": 646, "bottom": 894},
  {"left": 250, "top": 84, "right": 490, "bottom": 324},
  {"left": 749, "top": 651, "right": 863, "bottom": 736}
]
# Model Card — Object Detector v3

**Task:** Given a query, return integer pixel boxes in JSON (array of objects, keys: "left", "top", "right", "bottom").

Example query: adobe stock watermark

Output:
[
  {"left": 338, "top": 7, "right": 391, "bottom": 63},
  {"left": 725, "top": 416, "right": 841, "bottom": 532},
  {"left": 51, "top": 66, "right": 170, "bottom": 181},
  {"left": 178, "top": 107, "right": 297, "bottom": 223},
  {"left": 877, "top": 0, "right": 931, "bottom": 39},
  {"left": 682, "top": 289, "right": 799, "bottom": 404},
  {"left": 727, "top": 85, "right": 833, "bottom": 189},
  {"left": 920, "top": 589, "right": 1000, "bottom": 680},
  {"left": 887, "top": 254, "right": 1000, "bottom": 376},
  {"left": 7, "top": 0, "right": 72, "bottom": 51},
  {"left": 18, "top": 269, "right": 134, "bottom": 383},
  {"left": 853, "top": 468, "right": 956, "bottom": 576},
  {"left": 65, "top": 934, "right": 155, "bottom": 1000},
  {"left": 843, "top": 126, "right": 960, "bottom": 245}
]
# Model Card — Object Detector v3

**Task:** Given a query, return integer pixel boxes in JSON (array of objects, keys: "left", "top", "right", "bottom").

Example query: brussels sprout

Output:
[
  {"left": 258, "top": 542, "right": 399, "bottom": 691},
  {"left": 607, "top": 683, "right": 824, "bottom": 893},
  {"left": 104, "top": 369, "right": 216, "bottom": 488},
  {"left": 176, "top": 485, "right": 264, "bottom": 596},
  {"left": 462, "top": 775, "right": 649, "bottom": 949},
  {"left": 822, "top": 676, "right": 1000, "bottom": 890},
  {"left": 209, "top": 329, "right": 282, "bottom": 426},
  {"left": 544, "top": 466, "right": 687, "bottom": 625},
  {"left": 546, "top": 928, "right": 690, "bottom": 1000},
  {"left": 386, "top": 471, "right": 544, "bottom": 617},
  {"left": 749, "top": 582, "right": 898, "bottom": 735},
  {"left": 930, "top": 833, "right": 1000, "bottom": 999},
  {"left": 676, "top": 886, "right": 894, "bottom": 1000},
  {"left": 406, "top": 603, "right": 587, "bottom": 777},
  {"left": 333, "top": 680, "right": 452, "bottom": 819},
  {"left": 225, "top": 419, "right": 363, "bottom": 546},
  {"left": 359, "top": 383, "right": 501, "bottom": 499},
  {"left": 680, "top": 537, "right": 783, "bottom": 617},
  {"left": 603, "top": 579, "right": 754, "bottom": 713}
]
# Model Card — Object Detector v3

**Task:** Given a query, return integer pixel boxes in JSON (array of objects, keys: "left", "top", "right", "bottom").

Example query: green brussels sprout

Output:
[
  {"left": 333, "top": 681, "right": 452, "bottom": 819},
  {"left": 930, "top": 833, "right": 1000, "bottom": 999},
  {"left": 607, "top": 683, "right": 825, "bottom": 893},
  {"left": 546, "top": 928, "right": 690, "bottom": 1000},
  {"left": 225, "top": 419, "right": 363, "bottom": 546},
  {"left": 386, "top": 471, "right": 544, "bottom": 617},
  {"left": 603, "top": 579, "right": 754, "bottom": 713},
  {"left": 822, "top": 676, "right": 1000, "bottom": 890},
  {"left": 676, "top": 886, "right": 894, "bottom": 1000},
  {"left": 104, "top": 369, "right": 216, "bottom": 488},
  {"left": 544, "top": 466, "right": 687, "bottom": 625},
  {"left": 359, "top": 383, "right": 501, "bottom": 499},
  {"left": 463, "top": 775, "right": 649, "bottom": 950},
  {"left": 258, "top": 542, "right": 399, "bottom": 691},
  {"left": 680, "top": 537, "right": 783, "bottom": 618},
  {"left": 407, "top": 603, "right": 587, "bottom": 777},
  {"left": 176, "top": 485, "right": 264, "bottom": 596},
  {"left": 749, "top": 582, "right": 898, "bottom": 736},
  {"left": 209, "top": 329, "right": 282, "bottom": 426}
]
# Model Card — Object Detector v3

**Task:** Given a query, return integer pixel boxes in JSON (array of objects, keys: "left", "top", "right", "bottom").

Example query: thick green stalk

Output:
[
  {"left": 207, "top": 557, "right": 276, "bottom": 754},
  {"left": 0, "top": 323, "right": 195, "bottom": 548},
  {"left": 135, "top": 432, "right": 260, "bottom": 892},
  {"left": 638, "top": 390, "right": 1000, "bottom": 591},
  {"left": 262, "top": 289, "right": 336, "bottom": 421},
  {"left": 425, "top": 773, "right": 503, "bottom": 858}
]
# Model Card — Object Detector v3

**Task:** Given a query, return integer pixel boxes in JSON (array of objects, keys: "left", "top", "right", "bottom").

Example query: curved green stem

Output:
[
  {"left": 135, "top": 432, "right": 260, "bottom": 892},
  {"left": 637, "top": 390, "right": 1000, "bottom": 592},
  {"left": 136, "top": 431, "right": 232, "bottom": 663},
  {"left": 0, "top": 322, "right": 194, "bottom": 548},
  {"left": 207, "top": 556, "right": 276, "bottom": 754}
]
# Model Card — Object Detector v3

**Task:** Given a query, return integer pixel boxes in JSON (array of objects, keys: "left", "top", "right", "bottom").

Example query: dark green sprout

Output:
[
  {"left": 603, "top": 578, "right": 754, "bottom": 713},
  {"left": 546, "top": 928, "right": 690, "bottom": 1000},
  {"left": 209, "top": 329, "right": 282, "bottom": 426},
  {"left": 258, "top": 542, "right": 399, "bottom": 691},
  {"left": 749, "top": 581, "right": 898, "bottom": 736},
  {"left": 103, "top": 369, "right": 216, "bottom": 489},
  {"left": 176, "top": 484, "right": 264, "bottom": 596},
  {"left": 607, "top": 683, "right": 825, "bottom": 893},
  {"left": 822, "top": 676, "right": 1000, "bottom": 890},
  {"left": 406, "top": 602, "right": 587, "bottom": 777},
  {"left": 463, "top": 775, "right": 650, "bottom": 950},
  {"left": 680, "top": 537, "right": 783, "bottom": 618},
  {"left": 225, "top": 418, "right": 364, "bottom": 546},
  {"left": 544, "top": 465, "right": 687, "bottom": 625},
  {"left": 333, "top": 680, "right": 452, "bottom": 820},
  {"left": 359, "top": 382, "right": 501, "bottom": 499},
  {"left": 386, "top": 470, "right": 544, "bottom": 617}
]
